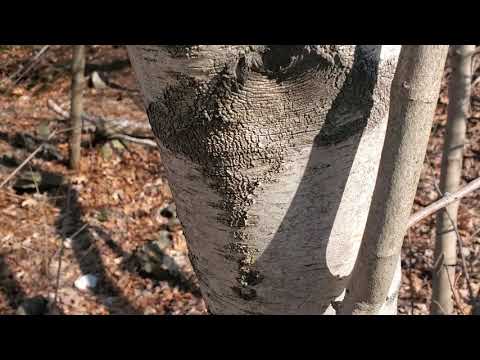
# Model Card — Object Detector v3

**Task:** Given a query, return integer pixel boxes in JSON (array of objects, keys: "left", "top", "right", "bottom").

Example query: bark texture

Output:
[
  {"left": 128, "top": 45, "right": 401, "bottom": 314},
  {"left": 69, "top": 45, "right": 86, "bottom": 170},
  {"left": 340, "top": 45, "right": 449, "bottom": 315},
  {"left": 432, "top": 45, "right": 474, "bottom": 315}
]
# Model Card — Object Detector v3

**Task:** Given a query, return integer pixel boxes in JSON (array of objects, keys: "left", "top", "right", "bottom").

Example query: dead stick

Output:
[
  {"left": 0, "top": 143, "right": 47, "bottom": 189},
  {"left": 0, "top": 127, "right": 80, "bottom": 189},
  {"left": 5, "top": 45, "right": 50, "bottom": 84},
  {"left": 47, "top": 99, "right": 153, "bottom": 139},
  {"left": 109, "top": 134, "right": 157, "bottom": 147},
  {"left": 444, "top": 265, "right": 466, "bottom": 315}
]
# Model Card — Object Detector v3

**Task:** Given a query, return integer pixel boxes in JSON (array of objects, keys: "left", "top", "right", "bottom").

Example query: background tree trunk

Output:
[
  {"left": 340, "top": 45, "right": 449, "bottom": 315},
  {"left": 69, "top": 45, "right": 85, "bottom": 170},
  {"left": 432, "top": 45, "right": 474, "bottom": 315},
  {"left": 127, "top": 45, "right": 401, "bottom": 314}
]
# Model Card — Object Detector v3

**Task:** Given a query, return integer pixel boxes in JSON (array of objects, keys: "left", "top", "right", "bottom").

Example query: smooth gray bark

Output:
[
  {"left": 340, "top": 45, "right": 449, "bottom": 315},
  {"left": 432, "top": 45, "right": 474, "bottom": 315},
  {"left": 128, "top": 45, "right": 401, "bottom": 314}
]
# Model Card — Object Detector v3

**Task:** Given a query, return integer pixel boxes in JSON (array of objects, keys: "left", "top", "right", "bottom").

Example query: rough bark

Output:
[
  {"left": 69, "top": 45, "right": 86, "bottom": 170},
  {"left": 340, "top": 45, "right": 449, "bottom": 315},
  {"left": 127, "top": 45, "right": 401, "bottom": 314},
  {"left": 432, "top": 45, "right": 474, "bottom": 315}
]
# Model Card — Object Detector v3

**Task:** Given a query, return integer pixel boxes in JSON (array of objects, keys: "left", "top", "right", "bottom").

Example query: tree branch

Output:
[{"left": 407, "top": 176, "right": 480, "bottom": 228}]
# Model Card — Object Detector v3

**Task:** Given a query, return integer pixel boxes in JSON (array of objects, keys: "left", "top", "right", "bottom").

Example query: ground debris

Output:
[{"left": 0, "top": 45, "right": 206, "bottom": 315}]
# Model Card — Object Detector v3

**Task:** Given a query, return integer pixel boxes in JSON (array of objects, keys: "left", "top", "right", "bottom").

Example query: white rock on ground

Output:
[
  {"left": 64, "top": 237, "right": 74, "bottom": 249},
  {"left": 90, "top": 71, "right": 107, "bottom": 89},
  {"left": 74, "top": 274, "right": 98, "bottom": 291}
]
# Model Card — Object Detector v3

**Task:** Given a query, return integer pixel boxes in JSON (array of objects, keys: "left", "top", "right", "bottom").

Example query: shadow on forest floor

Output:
[
  {"left": 0, "top": 254, "right": 27, "bottom": 310},
  {"left": 51, "top": 182, "right": 142, "bottom": 314}
]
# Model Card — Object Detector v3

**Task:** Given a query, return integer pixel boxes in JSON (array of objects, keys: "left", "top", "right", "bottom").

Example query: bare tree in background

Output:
[
  {"left": 341, "top": 45, "right": 449, "bottom": 315},
  {"left": 69, "top": 45, "right": 85, "bottom": 170},
  {"left": 432, "top": 45, "right": 475, "bottom": 315}
]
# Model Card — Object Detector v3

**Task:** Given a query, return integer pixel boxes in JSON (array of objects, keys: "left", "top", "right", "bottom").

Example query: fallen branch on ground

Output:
[
  {"left": 47, "top": 99, "right": 154, "bottom": 141},
  {"left": 109, "top": 134, "right": 157, "bottom": 147}
]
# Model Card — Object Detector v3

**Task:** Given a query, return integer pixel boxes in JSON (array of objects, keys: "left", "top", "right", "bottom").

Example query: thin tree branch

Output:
[
  {"left": 407, "top": 176, "right": 480, "bottom": 228},
  {"left": 432, "top": 181, "right": 476, "bottom": 305},
  {"left": 6, "top": 45, "right": 50, "bottom": 85},
  {"left": 422, "top": 148, "right": 477, "bottom": 313},
  {"left": 0, "top": 130, "right": 58, "bottom": 189},
  {"left": 444, "top": 263, "right": 466, "bottom": 315},
  {"left": 0, "top": 126, "right": 79, "bottom": 189}
]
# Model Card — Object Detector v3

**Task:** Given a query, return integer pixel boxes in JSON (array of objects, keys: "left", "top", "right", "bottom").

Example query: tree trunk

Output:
[
  {"left": 340, "top": 45, "right": 449, "bottom": 315},
  {"left": 432, "top": 45, "right": 474, "bottom": 315},
  {"left": 69, "top": 45, "right": 85, "bottom": 170},
  {"left": 127, "top": 45, "right": 401, "bottom": 314}
]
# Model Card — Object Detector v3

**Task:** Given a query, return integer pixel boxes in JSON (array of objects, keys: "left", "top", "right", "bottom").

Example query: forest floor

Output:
[{"left": 0, "top": 45, "right": 479, "bottom": 315}]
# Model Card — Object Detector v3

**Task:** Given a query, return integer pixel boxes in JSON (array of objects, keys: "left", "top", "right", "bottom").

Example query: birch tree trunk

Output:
[
  {"left": 69, "top": 45, "right": 85, "bottom": 170},
  {"left": 432, "top": 45, "right": 474, "bottom": 315},
  {"left": 340, "top": 45, "right": 449, "bottom": 315},
  {"left": 127, "top": 45, "right": 401, "bottom": 314}
]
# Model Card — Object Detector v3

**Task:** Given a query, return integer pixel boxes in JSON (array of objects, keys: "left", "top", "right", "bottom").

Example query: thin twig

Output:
[
  {"left": 0, "top": 126, "right": 80, "bottom": 189},
  {"left": 432, "top": 300, "right": 448, "bottom": 315},
  {"left": 0, "top": 146, "right": 46, "bottom": 189},
  {"left": 430, "top": 181, "right": 476, "bottom": 303},
  {"left": 66, "top": 223, "right": 89, "bottom": 243},
  {"left": 12, "top": 45, "right": 51, "bottom": 85},
  {"left": 444, "top": 263, "right": 466, "bottom": 315},
  {"left": 422, "top": 152, "right": 477, "bottom": 312},
  {"left": 2, "top": 46, "right": 50, "bottom": 88},
  {"left": 407, "top": 176, "right": 480, "bottom": 228},
  {"left": 0, "top": 129, "right": 57, "bottom": 189}
]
